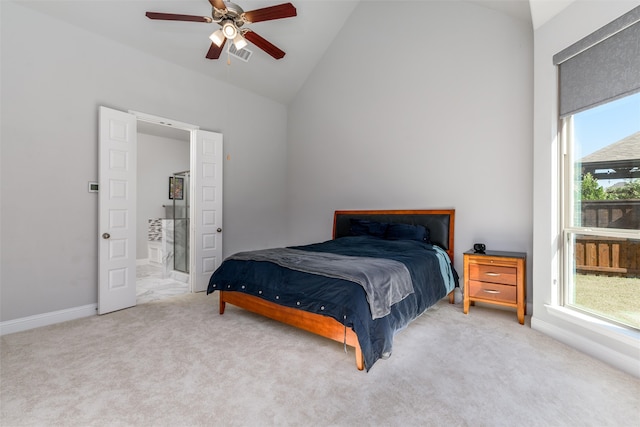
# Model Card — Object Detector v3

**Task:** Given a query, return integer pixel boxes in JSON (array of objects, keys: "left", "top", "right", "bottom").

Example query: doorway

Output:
[
  {"left": 136, "top": 121, "right": 191, "bottom": 304},
  {"left": 98, "top": 107, "right": 224, "bottom": 315}
]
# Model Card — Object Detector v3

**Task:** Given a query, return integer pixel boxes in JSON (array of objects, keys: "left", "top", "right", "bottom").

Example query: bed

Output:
[{"left": 207, "top": 209, "right": 457, "bottom": 371}]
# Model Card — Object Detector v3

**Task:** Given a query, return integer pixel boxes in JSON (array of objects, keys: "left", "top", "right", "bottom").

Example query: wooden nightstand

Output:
[{"left": 463, "top": 250, "right": 526, "bottom": 324}]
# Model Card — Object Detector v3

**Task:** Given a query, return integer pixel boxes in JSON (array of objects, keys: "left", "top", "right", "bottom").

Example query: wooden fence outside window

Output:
[{"left": 576, "top": 200, "right": 640, "bottom": 277}]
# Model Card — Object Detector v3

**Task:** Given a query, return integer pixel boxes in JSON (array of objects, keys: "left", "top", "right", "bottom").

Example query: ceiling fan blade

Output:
[
  {"left": 208, "top": 0, "right": 226, "bottom": 11},
  {"left": 206, "top": 39, "right": 226, "bottom": 59},
  {"left": 145, "top": 12, "right": 212, "bottom": 23},
  {"left": 244, "top": 31, "right": 286, "bottom": 59},
  {"left": 243, "top": 3, "right": 297, "bottom": 23}
]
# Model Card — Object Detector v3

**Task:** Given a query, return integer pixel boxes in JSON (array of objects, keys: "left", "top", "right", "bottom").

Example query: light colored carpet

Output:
[{"left": 1, "top": 292, "right": 638, "bottom": 426}]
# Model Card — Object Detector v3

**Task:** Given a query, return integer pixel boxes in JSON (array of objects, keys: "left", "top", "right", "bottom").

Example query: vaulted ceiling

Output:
[{"left": 16, "top": 0, "right": 573, "bottom": 105}]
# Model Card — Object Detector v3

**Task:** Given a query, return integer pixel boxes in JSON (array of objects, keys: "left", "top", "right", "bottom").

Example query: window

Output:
[
  {"left": 561, "top": 93, "right": 640, "bottom": 329},
  {"left": 555, "top": 7, "right": 640, "bottom": 331}
]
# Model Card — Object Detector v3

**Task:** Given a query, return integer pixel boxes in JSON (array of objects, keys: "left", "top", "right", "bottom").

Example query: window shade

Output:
[{"left": 553, "top": 6, "right": 640, "bottom": 118}]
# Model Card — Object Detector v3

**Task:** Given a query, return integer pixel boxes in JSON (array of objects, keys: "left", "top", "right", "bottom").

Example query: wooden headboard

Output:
[{"left": 332, "top": 209, "right": 455, "bottom": 262}]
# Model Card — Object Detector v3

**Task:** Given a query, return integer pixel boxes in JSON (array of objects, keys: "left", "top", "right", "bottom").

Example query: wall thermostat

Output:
[{"left": 88, "top": 182, "right": 99, "bottom": 193}]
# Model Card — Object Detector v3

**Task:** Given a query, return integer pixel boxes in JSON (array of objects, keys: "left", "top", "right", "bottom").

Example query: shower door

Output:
[{"left": 172, "top": 171, "right": 190, "bottom": 274}]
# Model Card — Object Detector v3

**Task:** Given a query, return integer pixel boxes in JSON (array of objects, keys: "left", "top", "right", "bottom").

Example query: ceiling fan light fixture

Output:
[
  {"left": 233, "top": 33, "right": 248, "bottom": 50},
  {"left": 146, "top": 1, "right": 296, "bottom": 61},
  {"left": 222, "top": 20, "right": 238, "bottom": 39},
  {"left": 209, "top": 29, "right": 225, "bottom": 47}
]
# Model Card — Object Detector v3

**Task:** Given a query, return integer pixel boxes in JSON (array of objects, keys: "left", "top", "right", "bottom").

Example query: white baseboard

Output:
[
  {"left": 0, "top": 304, "right": 97, "bottom": 336},
  {"left": 136, "top": 258, "right": 150, "bottom": 266}
]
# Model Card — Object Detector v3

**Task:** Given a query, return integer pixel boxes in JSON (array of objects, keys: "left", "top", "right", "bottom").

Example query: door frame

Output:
[{"left": 129, "top": 110, "right": 200, "bottom": 291}]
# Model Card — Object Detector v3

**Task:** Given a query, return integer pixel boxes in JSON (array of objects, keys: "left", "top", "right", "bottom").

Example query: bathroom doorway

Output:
[
  {"left": 136, "top": 123, "right": 191, "bottom": 304},
  {"left": 98, "top": 107, "right": 223, "bottom": 314}
]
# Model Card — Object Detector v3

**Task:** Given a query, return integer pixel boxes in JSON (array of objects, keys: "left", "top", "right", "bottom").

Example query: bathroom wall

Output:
[{"left": 137, "top": 132, "right": 190, "bottom": 260}]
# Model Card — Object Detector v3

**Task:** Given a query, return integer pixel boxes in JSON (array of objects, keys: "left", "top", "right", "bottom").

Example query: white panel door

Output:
[
  {"left": 191, "top": 130, "right": 223, "bottom": 292},
  {"left": 98, "top": 107, "right": 137, "bottom": 314}
]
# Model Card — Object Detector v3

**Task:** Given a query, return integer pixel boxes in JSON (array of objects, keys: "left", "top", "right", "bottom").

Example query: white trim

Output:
[
  {"left": 532, "top": 306, "right": 640, "bottom": 378},
  {"left": 136, "top": 258, "right": 150, "bottom": 266},
  {"left": 565, "top": 227, "right": 640, "bottom": 240},
  {"left": 128, "top": 110, "right": 204, "bottom": 295},
  {"left": 128, "top": 111, "right": 199, "bottom": 131},
  {"left": 546, "top": 304, "right": 639, "bottom": 346},
  {"left": 0, "top": 304, "right": 97, "bottom": 336}
]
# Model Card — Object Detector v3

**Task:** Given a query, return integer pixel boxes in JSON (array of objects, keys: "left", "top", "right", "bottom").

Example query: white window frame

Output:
[{"left": 559, "top": 111, "right": 640, "bottom": 332}]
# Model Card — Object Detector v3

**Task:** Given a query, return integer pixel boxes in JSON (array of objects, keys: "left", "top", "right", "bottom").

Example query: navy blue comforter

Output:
[{"left": 207, "top": 236, "right": 457, "bottom": 371}]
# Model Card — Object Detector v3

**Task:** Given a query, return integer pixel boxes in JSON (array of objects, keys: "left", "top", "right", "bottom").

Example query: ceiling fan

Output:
[{"left": 145, "top": 0, "right": 296, "bottom": 60}]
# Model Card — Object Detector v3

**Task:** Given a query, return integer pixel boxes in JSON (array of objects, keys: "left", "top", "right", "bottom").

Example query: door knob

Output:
[
  {"left": 102, "top": 233, "right": 111, "bottom": 239},
  {"left": 217, "top": 228, "right": 222, "bottom": 232}
]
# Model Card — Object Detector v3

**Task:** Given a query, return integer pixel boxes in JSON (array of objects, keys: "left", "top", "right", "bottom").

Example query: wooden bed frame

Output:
[{"left": 218, "top": 209, "right": 456, "bottom": 370}]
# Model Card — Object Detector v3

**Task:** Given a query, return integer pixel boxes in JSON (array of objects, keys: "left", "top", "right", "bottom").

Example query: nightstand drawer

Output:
[
  {"left": 469, "top": 264, "right": 517, "bottom": 286},
  {"left": 468, "top": 280, "right": 516, "bottom": 303}
]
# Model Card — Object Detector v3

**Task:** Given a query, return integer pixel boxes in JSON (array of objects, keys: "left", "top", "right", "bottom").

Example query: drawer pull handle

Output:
[
  {"left": 482, "top": 289, "right": 501, "bottom": 294},
  {"left": 485, "top": 272, "right": 501, "bottom": 277}
]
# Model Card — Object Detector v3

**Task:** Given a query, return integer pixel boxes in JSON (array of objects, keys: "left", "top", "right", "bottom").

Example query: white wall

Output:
[
  {"left": 0, "top": 2, "right": 289, "bottom": 321},
  {"left": 531, "top": 0, "right": 640, "bottom": 377},
  {"left": 287, "top": 1, "right": 533, "bottom": 281},
  {"left": 136, "top": 132, "right": 190, "bottom": 259}
]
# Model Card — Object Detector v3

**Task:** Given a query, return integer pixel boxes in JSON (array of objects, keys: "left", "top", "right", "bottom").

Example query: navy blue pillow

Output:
[
  {"left": 385, "top": 223, "right": 430, "bottom": 242},
  {"left": 349, "top": 219, "right": 389, "bottom": 238}
]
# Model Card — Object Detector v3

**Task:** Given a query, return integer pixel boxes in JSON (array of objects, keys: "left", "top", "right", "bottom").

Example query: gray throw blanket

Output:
[{"left": 229, "top": 248, "right": 414, "bottom": 319}]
